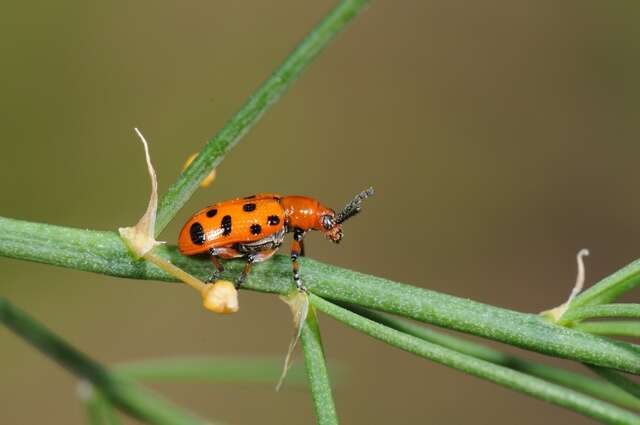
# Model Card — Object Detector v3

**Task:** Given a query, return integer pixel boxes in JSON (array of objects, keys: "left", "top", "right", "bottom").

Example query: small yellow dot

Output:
[{"left": 183, "top": 153, "right": 216, "bottom": 188}]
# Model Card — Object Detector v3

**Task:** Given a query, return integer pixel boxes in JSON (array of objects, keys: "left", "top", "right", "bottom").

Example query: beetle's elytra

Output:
[{"left": 178, "top": 187, "right": 374, "bottom": 291}]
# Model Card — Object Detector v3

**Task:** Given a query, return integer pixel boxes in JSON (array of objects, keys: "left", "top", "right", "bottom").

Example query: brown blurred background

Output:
[{"left": 1, "top": 1, "right": 639, "bottom": 424}]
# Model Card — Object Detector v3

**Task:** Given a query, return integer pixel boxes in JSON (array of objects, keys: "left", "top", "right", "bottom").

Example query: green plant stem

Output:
[
  {"left": 154, "top": 0, "right": 370, "bottom": 235},
  {"left": 300, "top": 306, "right": 339, "bottom": 425},
  {"left": 0, "top": 298, "right": 213, "bottom": 425},
  {"left": 85, "top": 390, "right": 123, "bottom": 425},
  {"left": 115, "top": 357, "right": 304, "bottom": 384},
  {"left": 85, "top": 391, "right": 107, "bottom": 425},
  {"left": 570, "top": 259, "right": 640, "bottom": 309},
  {"left": 561, "top": 304, "right": 640, "bottom": 323},
  {"left": 575, "top": 321, "right": 640, "bottom": 337},
  {"left": 588, "top": 366, "right": 640, "bottom": 400},
  {"left": 309, "top": 295, "right": 640, "bottom": 425},
  {"left": 346, "top": 304, "right": 640, "bottom": 411},
  {"left": 1, "top": 217, "right": 639, "bottom": 374},
  {"left": 85, "top": 398, "right": 103, "bottom": 425}
]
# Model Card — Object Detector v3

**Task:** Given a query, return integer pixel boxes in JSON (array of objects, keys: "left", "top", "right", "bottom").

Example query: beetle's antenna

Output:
[{"left": 335, "top": 187, "right": 374, "bottom": 224}]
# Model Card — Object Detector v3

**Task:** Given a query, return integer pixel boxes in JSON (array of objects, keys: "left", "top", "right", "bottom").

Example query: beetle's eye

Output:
[{"left": 322, "top": 215, "right": 334, "bottom": 230}]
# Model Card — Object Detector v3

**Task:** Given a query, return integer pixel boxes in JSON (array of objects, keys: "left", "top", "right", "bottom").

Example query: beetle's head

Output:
[
  {"left": 319, "top": 187, "right": 374, "bottom": 244},
  {"left": 319, "top": 212, "right": 342, "bottom": 243}
]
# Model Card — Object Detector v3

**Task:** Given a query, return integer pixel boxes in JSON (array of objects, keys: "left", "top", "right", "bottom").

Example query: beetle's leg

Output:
[
  {"left": 299, "top": 238, "right": 306, "bottom": 257},
  {"left": 207, "top": 246, "right": 244, "bottom": 283},
  {"left": 290, "top": 228, "right": 307, "bottom": 292},
  {"left": 234, "top": 248, "right": 278, "bottom": 289},
  {"left": 236, "top": 255, "right": 256, "bottom": 289},
  {"left": 206, "top": 250, "right": 225, "bottom": 283}
]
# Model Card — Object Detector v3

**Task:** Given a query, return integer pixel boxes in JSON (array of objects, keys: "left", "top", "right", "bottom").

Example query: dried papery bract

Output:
[
  {"left": 541, "top": 249, "right": 590, "bottom": 322},
  {"left": 276, "top": 291, "right": 310, "bottom": 391},
  {"left": 118, "top": 128, "right": 163, "bottom": 257},
  {"left": 118, "top": 128, "right": 238, "bottom": 313}
]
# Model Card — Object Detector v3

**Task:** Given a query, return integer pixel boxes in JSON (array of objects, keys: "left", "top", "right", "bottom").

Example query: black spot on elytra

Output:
[
  {"left": 206, "top": 208, "right": 217, "bottom": 218},
  {"left": 221, "top": 215, "right": 232, "bottom": 236},
  {"left": 250, "top": 224, "right": 262, "bottom": 235},
  {"left": 267, "top": 215, "right": 280, "bottom": 226},
  {"left": 189, "top": 222, "right": 205, "bottom": 245},
  {"left": 243, "top": 203, "right": 256, "bottom": 212},
  {"left": 243, "top": 194, "right": 256, "bottom": 199}
]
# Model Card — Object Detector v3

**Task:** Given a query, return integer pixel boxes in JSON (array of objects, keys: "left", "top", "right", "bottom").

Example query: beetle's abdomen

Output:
[{"left": 178, "top": 194, "right": 285, "bottom": 255}]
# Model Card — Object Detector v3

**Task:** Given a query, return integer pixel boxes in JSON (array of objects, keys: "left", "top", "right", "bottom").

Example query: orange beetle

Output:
[{"left": 178, "top": 187, "right": 374, "bottom": 291}]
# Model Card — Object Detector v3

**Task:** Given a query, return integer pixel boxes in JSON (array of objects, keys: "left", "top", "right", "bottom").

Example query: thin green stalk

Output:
[
  {"left": 115, "top": 357, "right": 304, "bottom": 384},
  {"left": 99, "top": 395, "right": 123, "bottom": 425},
  {"left": 155, "top": 0, "right": 371, "bottom": 235},
  {"left": 85, "top": 400, "right": 102, "bottom": 425},
  {"left": 346, "top": 304, "right": 640, "bottom": 411},
  {"left": 84, "top": 390, "right": 123, "bottom": 425},
  {"left": 84, "top": 391, "right": 108, "bottom": 425},
  {"left": 300, "top": 306, "right": 339, "bottom": 425},
  {"left": 1, "top": 216, "right": 639, "bottom": 374},
  {"left": 588, "top": 366, "right": 640, "bottom": 400},
  {"left": 561, "top": 304, "right": 640, "bottom": 323},
  {"left": 570, "top": 259, "right": 640, "bottom": 309},
  {"left": 309, "top": 295, "right": 640, "bottom": 425},
  {"left": 575, "top": 321, "right": 640, "bottom": 337},
  {"left": 0, "top": 298, "right": 214, "bottom": 425}
]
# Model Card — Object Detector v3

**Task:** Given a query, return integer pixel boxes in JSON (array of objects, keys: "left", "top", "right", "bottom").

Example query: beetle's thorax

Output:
[{"left": 280, "top": 196, "right": 333, "bottom": 232}]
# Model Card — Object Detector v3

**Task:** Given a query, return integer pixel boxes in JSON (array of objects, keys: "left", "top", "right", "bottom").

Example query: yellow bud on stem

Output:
[{"left": 201, "top": 281, "right": 239, "bottom": 314}]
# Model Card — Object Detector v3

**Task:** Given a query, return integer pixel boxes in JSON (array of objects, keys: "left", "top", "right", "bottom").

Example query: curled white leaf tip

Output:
[
  {"left": 541, "top": 248, "right": 590, "bottom": 322},
  {"left": 118, "top": 127, "right": 163, "bottom": 258},
  {"left": 567, "top": 249, "right": 590, "bottom": 306}
]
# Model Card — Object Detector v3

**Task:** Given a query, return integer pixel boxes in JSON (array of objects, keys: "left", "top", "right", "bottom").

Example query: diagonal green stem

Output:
[
  {"left": 300, "top": 306, "right": 339, "bottom": 425},
  {"left": 575, "top": 321, "right": 640, "bottom": 337},
  {"left": 588, "top": 366, "right": 640, "bottom": 400},
  {"left": 309, "top": 295, "right": 640, "bottom": 425},
  {"left": 570, "top": 259, "right": 640, "bottom": 309},
  {"left": 85, "top": 397, "right": 104, "bottom": 425},
  {"left": 561, "top": 304, "right": 640, "bottom": 323},
  {"left": 84, "top": 389, "right": 123, "bottom": 425},
  {"left": 346, "top": 304, "right": 640, "bottom": 411},
  {"left": 1, "top": 216, "right": 639, "bottom": 374},
  {"left": 154, "top": 0, "right": 371, "bottom": 235},
  {"left": 0, "top": 297, "right": 215, "bottom": 425}
]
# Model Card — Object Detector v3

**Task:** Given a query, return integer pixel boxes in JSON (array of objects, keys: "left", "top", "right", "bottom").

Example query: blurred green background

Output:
[{"left": 1, "top": 1, "right": 639, "bottom": 424}]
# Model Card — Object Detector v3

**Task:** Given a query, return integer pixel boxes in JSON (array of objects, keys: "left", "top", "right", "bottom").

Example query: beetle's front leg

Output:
[
  {"left": 235, "top": 255, "right": 255, "bottom": 289},
  {"left": 206, "top": 249, "right": 225, "bottom": 283},
  {"left": 290, "top": 227, "right": 308, "bottom": 292},
  {"left": 234, "top": 248, "right": 278, "bottom": 289}
]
